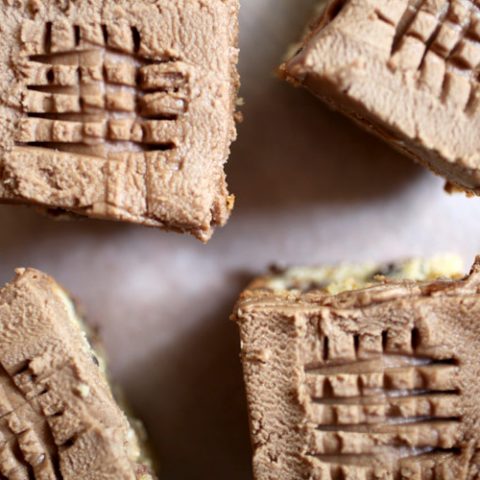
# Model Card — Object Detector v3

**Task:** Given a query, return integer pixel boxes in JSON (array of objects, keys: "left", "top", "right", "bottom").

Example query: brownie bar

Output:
[
  {"left": 0, "top": 269, "right": 156, "bottom": 479},
  {"left": 233, "top": 257, "right": 480, "bottom": 479},
  {"left": 281, "top": 0, "right": 480, "bottom": 194},
  {"left": 0, "top": 0, "right": 239, "bottom": 241}
]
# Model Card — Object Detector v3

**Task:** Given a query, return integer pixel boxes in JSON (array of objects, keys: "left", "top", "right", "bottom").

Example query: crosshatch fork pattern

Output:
[
  {"left": 365, "top": 0, "right": 480, "bottom": 111},
  {"left": 0, "top": 359, "right": 66, "bottom": 479},
  {"left": 15, "top": 21, "right": 190, "bottom": 159},
  {"left": 0, "top": 1, "right": 237, "bottom": 240},
  {"left": 301, "top": 325, "right": 465, "bottom": 479}
]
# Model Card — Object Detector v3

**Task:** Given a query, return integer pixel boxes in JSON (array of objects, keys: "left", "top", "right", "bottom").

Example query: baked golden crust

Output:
[
  {"left": 281, "top": 0, "right": 480, "bottom": 194},
  {"left": 0, "top": 268, "right": 156, "bottom": 479},
  {"left": 0, "top": 0, "right": 239, "bottom": 241},
  {"left": 233, "top": 258, "right": 480, "bottom": 479}
]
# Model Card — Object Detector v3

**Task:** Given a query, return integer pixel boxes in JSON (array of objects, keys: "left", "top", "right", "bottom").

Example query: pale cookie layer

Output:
[
  {"left": 0, "top": 0, "right": 239, "bottom": 241},
  {"left": 0, "top": 269, "right": 156, "bottom": 479},
  {"left": 281, "top": 0, "right": 480, "bottom": 194},
  {"left": 233, "top": 257, "right": 480, "bottom": 480},
  {"left": 256, "top": 254, "right": 464, "bottom": 294}
]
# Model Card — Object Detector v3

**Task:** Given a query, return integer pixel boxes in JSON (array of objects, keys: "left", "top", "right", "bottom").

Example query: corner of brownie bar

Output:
[
  {"left": 0, "top": 268, "right": 158, "bottom": 479},
  {"left": 281, "top": 0, "right": 480, "bottom": 194},
  {"left": 233, "top": 256, "right": 480, "bottom": 479},
  {"left": 0, "top": 0, "right": 240, "bottom": 241}
]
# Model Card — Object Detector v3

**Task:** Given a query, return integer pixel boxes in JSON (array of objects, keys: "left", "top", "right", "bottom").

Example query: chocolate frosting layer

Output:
[
  {"left": 0, "top": 0, "right": 239, "bottom": 241},
  {"left": 0, "top": 269, "right": 156, "bottom": 479},
  {"left": 233, "top": 258, "right": 480, "bottom": 479},
  {"left": 281, "top": 0, "right": 480, "bottom": 194}
]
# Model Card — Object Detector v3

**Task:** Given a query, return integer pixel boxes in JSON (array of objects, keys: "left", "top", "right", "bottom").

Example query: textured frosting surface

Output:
[
  {"left": 0, "top": 268, "right": 156, "bottom": 479},
  {"left": 282, "top": 0, "right": 480, "bottom": 193},
  {"left": 233, "top": 258, "right": 480, "bottom": 479},
  {"left": 0, "top": 0, "right": 239, "bottom": 241}
]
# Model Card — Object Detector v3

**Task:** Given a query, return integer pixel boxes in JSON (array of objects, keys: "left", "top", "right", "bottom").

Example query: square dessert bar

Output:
[
  {"left": 233, "top": 258, "right": 480, "bottom": 479},
  {"left": 0, "top": 268, "right": 156, "bottom": 479},
  {"left": 0, "top": 0, "right": 239, "bottom": 241},
  {"left": 281, "top": 0, "right": 480, "bottom": 194}
]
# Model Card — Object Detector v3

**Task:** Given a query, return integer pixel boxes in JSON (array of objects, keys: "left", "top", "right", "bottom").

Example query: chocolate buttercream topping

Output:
[
  {"left": 233, "top": 257, "right": 480, "bottom": 479},
  {"left": 281, "top": 0, "right": 480, "bottom": 194},
  {"left": 0, "top": 0, "right": 239, "bottom": 241},
  {"left": 0, "top": 269, "right": 156, "bottom": 479}
]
